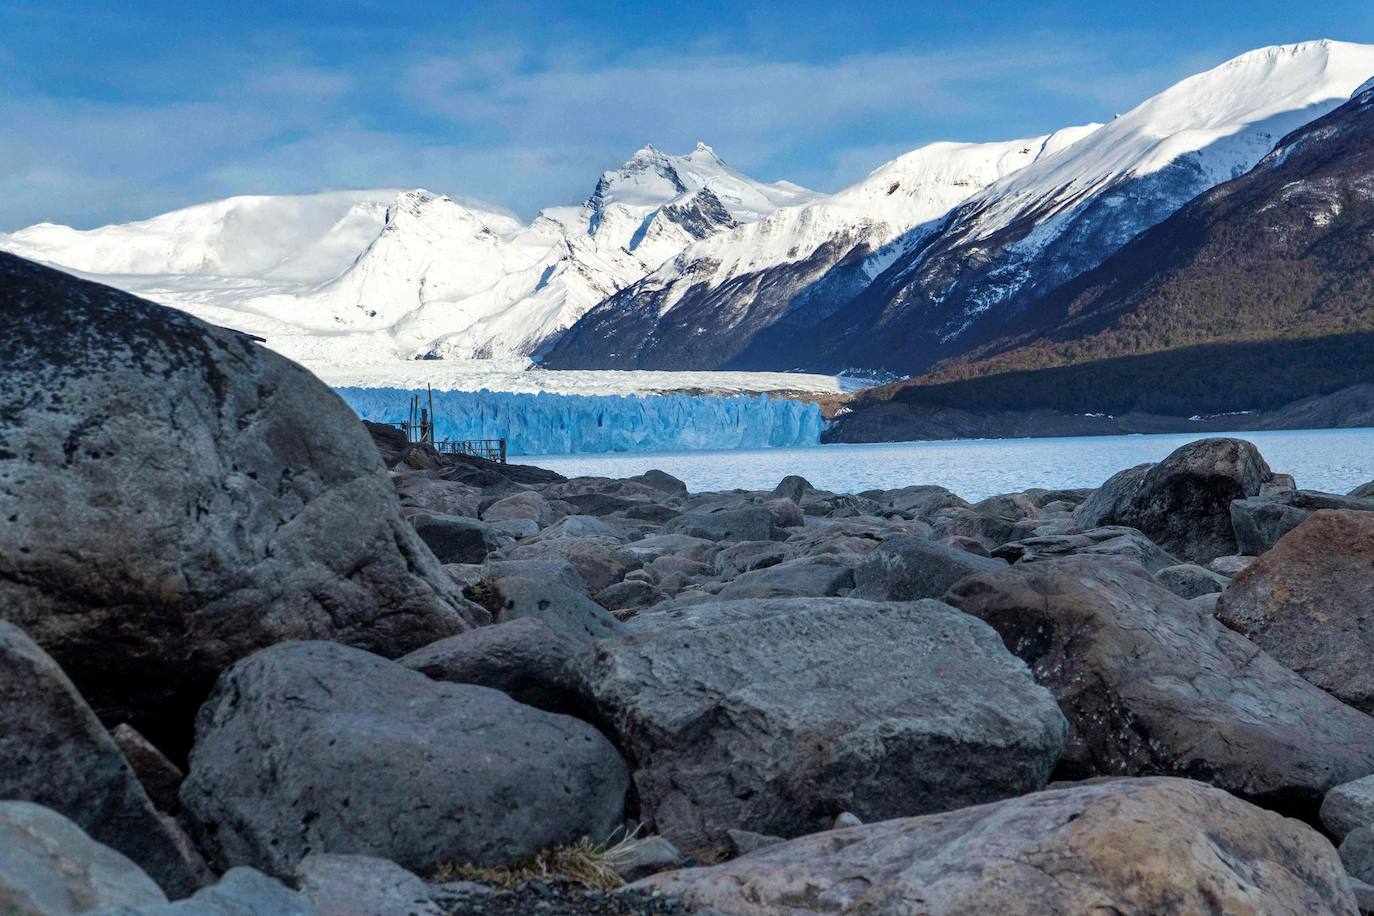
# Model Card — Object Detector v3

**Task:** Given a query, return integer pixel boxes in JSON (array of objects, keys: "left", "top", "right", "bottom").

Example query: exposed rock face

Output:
[
  {"left": 1073, "top": 463, "right": 1154, "bottom": 528},
  {"left": 1217, "top": 509, "right": 1374, "bottom": 714},
  {"left": 475, "top": 575, "right": 624, "bottom": 643},
  {"left": 571, "top": 597, "right": 1066, "bottom": 860},
  {"left": 181, "top": 641, "right": 628, "bottom": 878},
  {"left": 944, "top": 557, "right": 1374, "bottom": 815},
  {"left": 0, "top": 801, "right": 169, "bottom": 915},
  {"left": 0, "top": 253, "right": 474, "bottom": 747},
  {"left": 398, "top": 617, "right": 580, "bottom": 715},
  {"left": 1082, "top": 438, "right": 1274, "bottom": 563},
  {"left": 409, "top": 513, "right": 501, "bottom": 564},
  {"left": 638, "top": 778, "right": 1359, "bottom": 915},
  {"left": 0, "top": 622, "right": 203, "bottom": 897},
  {"left": 851, "top": 535, "right": 1005, "bottom": 601}
]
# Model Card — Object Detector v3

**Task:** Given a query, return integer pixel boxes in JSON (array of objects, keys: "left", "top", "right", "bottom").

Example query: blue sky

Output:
[{"left": 2, "top": 0, "right": 1372, "bottom": 230}]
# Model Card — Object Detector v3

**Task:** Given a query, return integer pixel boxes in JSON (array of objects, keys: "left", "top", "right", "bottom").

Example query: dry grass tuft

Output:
[{"left": 431, "top": 829, "right": 655, "bottom": 891}]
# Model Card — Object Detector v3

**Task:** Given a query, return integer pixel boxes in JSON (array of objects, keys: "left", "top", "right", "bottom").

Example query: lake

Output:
[{"left": 530, "top": 427, "right": 1374, "bottom": 501}]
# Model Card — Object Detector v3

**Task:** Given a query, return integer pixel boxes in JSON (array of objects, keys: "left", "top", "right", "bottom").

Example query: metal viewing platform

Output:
[{"left": 390, "top": 386, "right": 507, "bottom": 464}]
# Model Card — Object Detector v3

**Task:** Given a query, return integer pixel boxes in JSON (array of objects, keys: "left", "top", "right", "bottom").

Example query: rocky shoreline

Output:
[{"left": 5, "top": 252, "right": 1374, "bottom": 914}]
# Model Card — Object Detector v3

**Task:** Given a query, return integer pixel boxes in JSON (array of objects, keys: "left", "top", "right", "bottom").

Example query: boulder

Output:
[
  {"left": 90, "top": 868, "right": 313, "bottom": 915},
  {"left": 471, "top": 575, "right": 623, "bottom": 643},
  {"left": 801, "top": 493, "right": 883, "bottom": 519},
  {"left": 0, "top": 801, "right": 168, "bottom": 915},
  {"left": 1072, "top": 462, "right": 1154, "bottom": 529},
  {"left": 0, "top": 253, "right": 473, "bottom": 745},
  {"left": 716, "top": 557, "right": 854, "bottom": 600},
  {"left": 595, "top": 579, "right": 667, "bottom": 613},
  {"left": 928, "top": 509, "right": 1026, "bottom": 548},
  {"left": 945, "top": 557, "right": 1374, "bottom": 814},
  {"left": 409, "top": 513, "right": 500, "bottom": 564},
  {"left": 764, "top": 497, "right": 805, "bottom": 529},
  {"left": 1081, "top": 438, "right": 1275, "bottom": 563},
  {"left": 628, "top": 469, "right": 688, "bottom": 497},
  {"left": 481, "top": 557, "right": 589, "bottom": 594},
  {"left": 392, "top": 474, "right": 481, "bottom": 518},
  {"left": 0, "top": 622, "right": 204, "bottom": 896},
  {"left": 501, "top": 536, "right": 640, "bottom": 591},
  {"left": 1153, "top": 563, "right": 1231, "bottom": 599},
  {"left": 1230, "top": 490, "right": 1374, "bottom": 556},
  {"left": 295, "top": 854, "right": 441, "bottom": 916},
  {"left": 666, "top": 507, "right": 782, "bottom": 542},
  {"left": 534, "top": 514, "right": 624, "bottom": 540},
  {"left": 638, "top": 777, "right": 1358, "bottom": 915},
  {"left": 1210, "top": 554, "right": 1256, "bottom": 576},
  {"left": 110, "top": 724, "right": 185, "bottom": 816},
  {"left": 1216, "top": 510, "right": 1374, "bottom": 713},
  {"left": 1324, "top": 776, "right": 1374, "bottom": 843},
  {"left": 606, "top": 836, "right": 686, "bottom": 883},
  {"left": 993, "top": 526, "right": 1180, "bottom": 574},
  {"left": 862, "top": 485, "right": 968, "bottom": 520},
  {"left": 398, "top": 618, "right": 580, "bottom": 715},
  {"left": 1342, "top": 828, "right": 1374, "bottom": 886},
  {"left": 713, "top": 540, "right": 789, "bottom": 578},
  {"left": 1351, "top": 481, "right": 1374, "bottom": 499},
  {"left": 180, "top": 641, "right": 629, "bottom": 878},
  {"left": 852, "top": 535, "right": 1004, "bottom": 601},
  {"left": 571, "top": 597, "right": 1066, "bottom": 860},
  {"left": 480, "top": 490, "right": 554, "bottom": 526},
  {"left": 771, "top": 475, "right": 815, "bottom": 502},
  {"left": 971, "top": 492, "right": 1041, "bottom": 522}
]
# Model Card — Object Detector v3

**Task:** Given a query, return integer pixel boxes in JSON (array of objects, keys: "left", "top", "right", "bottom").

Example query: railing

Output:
[{"left": 437, "top": 438, "right": 507, "bottom": 463}]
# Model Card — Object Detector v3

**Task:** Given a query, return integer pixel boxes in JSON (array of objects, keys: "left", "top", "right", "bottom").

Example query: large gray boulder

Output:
[
  {"left": 715, "top": 556, "right": 854, "bottom": 599},
  {"left": 666, "top": 507, "right": 782, "bottom": 542},
  {"left": 408, "top": 513, "right": 500, "bottom": 564},
  {"left": 638, "top": 778, "right": 1358, "bottom": 915},
  {"left": 1217, "top": 510, "right": 1374, "bottom": 714},
  {"left": 501, "top": 536, "right": 639, "bottom": 591},
  {"left": 0, "top": 801, "right": 168, "bottom": 915},
  {"left": 181, "top": 641, "right": 629, "bottom": 878},
  {"left": 571, "top": 597, "right": 1066, "bottom": 860},
  {"left": 851, "top": 534, "right": 1004, "bottom": 601},
  {"left": 398, "top": 617, "right": 580, "bottom": 715},
  {"left": 945, "top": 557, "right": 1374, "bottom": 814},
  {"left": 1153, "top": 563, "right": 1230, "bottom": 599},
  {"left": 1078, "top": 438, "right": 1275, "bottom": 563},
  {"left": 471, "top": 575, "right": 623, "bottom": 643},
  {"left": 993, "top": 526, "right": 1180, "bottom": 574},
  {"left": 0, "top": 622, "right": 204, "bottom": 896},
  {"left": 0, "top": 253, "right": 475, "bottom": 745},
  {"left": 1323, "top": 776, "right": 1374, "bottom": 843}
]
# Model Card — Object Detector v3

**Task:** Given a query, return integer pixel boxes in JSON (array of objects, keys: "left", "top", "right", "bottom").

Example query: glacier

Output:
[{"left": 335, "top": 387, "right": 823, "bottom": 456}]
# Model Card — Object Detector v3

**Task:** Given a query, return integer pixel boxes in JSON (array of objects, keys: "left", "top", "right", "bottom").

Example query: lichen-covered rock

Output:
[
  {"left": 181, "top": 641, "right": 629, "bottom": 878},
  {"left": 571, "top": 597, "right": 1066, "bottom": 860},
  {"left": 1217, "top": 510, "right": 1374, "bottom": 713},
  {"left": 946, "top": 557, "right": 1374, "bottom": 814},
  {"left": 638, "top": 778, "right": 1358, "bottom": 915},
  {"left": 0, "top": 253, "right": 475, "bottom": 746}
]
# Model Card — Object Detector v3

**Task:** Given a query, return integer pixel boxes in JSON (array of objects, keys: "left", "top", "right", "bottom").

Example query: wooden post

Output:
[
  {"left": 499, "top": 438, "right": 507, "bottom": 464},
  {"left": 427, "top": 383, "right": 436, "bottom": 446}
]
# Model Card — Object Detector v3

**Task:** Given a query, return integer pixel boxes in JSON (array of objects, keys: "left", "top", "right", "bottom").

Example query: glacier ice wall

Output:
[{"left": 335, "top": 387, "right": 823, "bottom": 455}]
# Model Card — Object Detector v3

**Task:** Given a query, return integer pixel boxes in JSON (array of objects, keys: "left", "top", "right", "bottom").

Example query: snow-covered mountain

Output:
[
  {"left": 549, "top": 39, "right": 1374, "bottom": 374},
  {"left": 544, "top": 127, "right": 1099, "bottom": 370},
  {"left": 0, "top": 145, "right": 816, "bottom": 369}
]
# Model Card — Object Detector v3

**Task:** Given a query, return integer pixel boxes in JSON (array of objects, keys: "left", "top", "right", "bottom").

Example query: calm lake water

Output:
[{"left": 529, "top": 428, "right": 1374, "bottom": 501}]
